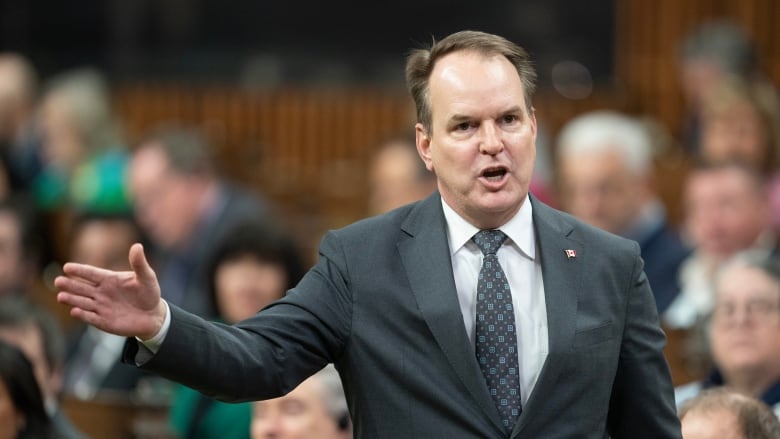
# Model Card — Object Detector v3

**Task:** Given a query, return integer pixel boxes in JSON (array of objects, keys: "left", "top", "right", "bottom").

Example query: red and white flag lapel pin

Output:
[{"left": 564, "top": 249, "right": 577, "bottom": 259}]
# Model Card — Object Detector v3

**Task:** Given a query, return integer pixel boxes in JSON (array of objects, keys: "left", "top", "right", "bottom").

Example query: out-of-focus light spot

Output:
[{"left": 551, "top": 61, "right": 593, "bottom": 100}]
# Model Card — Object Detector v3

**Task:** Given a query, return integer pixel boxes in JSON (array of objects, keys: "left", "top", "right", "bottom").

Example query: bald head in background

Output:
[{"left": 679, "top": 388, "right": 780, "bottom": 439}]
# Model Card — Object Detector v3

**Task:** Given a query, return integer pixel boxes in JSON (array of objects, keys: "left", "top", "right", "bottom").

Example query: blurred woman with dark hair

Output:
[
  {"left": 170, "top": 219, "right": 306, "bottom": 439},
  {"left": 0, "top": 338, "right": 53, "bottom": 439}
]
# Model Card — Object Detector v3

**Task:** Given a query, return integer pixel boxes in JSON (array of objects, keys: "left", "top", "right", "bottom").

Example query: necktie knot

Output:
[{"left": 472, "top": 229, "right": 507, "bottom": 256}]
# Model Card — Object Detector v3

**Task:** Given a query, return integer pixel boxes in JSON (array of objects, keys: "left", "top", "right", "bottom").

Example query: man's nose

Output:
[{"left": 479, "top": 122, "right": 503, "bottom": 155}]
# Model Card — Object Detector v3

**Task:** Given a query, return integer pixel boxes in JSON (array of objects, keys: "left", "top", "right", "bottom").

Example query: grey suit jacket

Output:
[{"left": 125, "top": 193, "right": 681, "bottom": 438}]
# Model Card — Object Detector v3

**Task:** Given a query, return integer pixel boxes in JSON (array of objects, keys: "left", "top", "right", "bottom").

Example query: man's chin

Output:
[{"left": 478, "top": 191, "right": 525, "bottom": 211}]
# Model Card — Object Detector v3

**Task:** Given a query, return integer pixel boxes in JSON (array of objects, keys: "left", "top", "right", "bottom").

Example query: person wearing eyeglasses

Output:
[{"left": 675, "top": 251, "right": 780, "bottom": 418}]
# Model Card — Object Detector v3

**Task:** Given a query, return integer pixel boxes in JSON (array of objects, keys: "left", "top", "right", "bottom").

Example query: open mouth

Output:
[{"left": 481, "top": 167, "right": 507, "bottom": 182}]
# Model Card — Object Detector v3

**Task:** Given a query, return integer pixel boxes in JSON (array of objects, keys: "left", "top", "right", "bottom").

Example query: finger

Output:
[
  {"left": 129, "top": 243, "right": 155, "bottom": 283},
  {"left": 62, "top": 262, "right": 116, "bottom": 285},
  {"left": 54, "top": 276, "right": 99, "bottom": 299},
  {"left": 57, "top": 292, "right": 96, "bottom": 312},
  {"left": 69, "top": 307, "right": 104, "bottom": 328}
]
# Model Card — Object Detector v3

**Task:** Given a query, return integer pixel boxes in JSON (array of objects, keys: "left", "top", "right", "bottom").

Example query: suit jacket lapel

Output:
[
  {"left": 399, "top": 193, "right": 506, "bottom": 433},
  {"left": 512, "top": 196, "right": 582, "bottom": 437}
]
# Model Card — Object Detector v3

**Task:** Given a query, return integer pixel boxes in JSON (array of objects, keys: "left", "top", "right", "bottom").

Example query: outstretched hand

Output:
[{"left": 55, "top": 243, "right": 167, "bottom": 340}]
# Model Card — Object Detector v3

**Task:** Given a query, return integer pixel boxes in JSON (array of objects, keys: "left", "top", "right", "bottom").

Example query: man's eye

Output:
[
  {"left": 455, "top": 122, "right": 471, "bottom": 131},
  {"left": 502, "top": 115, "right": 518, "bottom": 124}
]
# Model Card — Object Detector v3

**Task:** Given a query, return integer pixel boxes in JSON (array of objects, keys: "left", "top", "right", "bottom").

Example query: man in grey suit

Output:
[
  {"left": 55, "top": 30, "right": 681, "bottom": 438},
  {"left": 128, "top": 125, "right": 276, "bottom": 319}
]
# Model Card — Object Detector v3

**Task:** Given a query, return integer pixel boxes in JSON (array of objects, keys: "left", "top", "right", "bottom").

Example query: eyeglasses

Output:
[{"left": 711, "top": 298, "right": 780, "bottom": 327}]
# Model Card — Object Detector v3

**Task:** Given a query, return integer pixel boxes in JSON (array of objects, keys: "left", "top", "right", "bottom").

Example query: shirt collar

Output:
[{"left": 441, "top": 194, "right": 535, "bottom": 260}]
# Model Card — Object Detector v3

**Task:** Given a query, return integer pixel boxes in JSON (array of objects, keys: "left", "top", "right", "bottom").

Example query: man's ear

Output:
[{"left": 415, "top": 123, "right": 434, "bottom": 172}]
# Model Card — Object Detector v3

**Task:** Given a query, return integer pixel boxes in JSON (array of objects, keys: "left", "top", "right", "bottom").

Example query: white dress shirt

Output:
[{"left": 442, "top": 195, "right": 548, "bottom": 406}]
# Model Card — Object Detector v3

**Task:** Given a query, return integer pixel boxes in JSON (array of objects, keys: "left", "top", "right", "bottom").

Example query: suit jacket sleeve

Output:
[
  {"left": 122, "top": 230, "right": 353, "bottom": 402},
  {"left": 607, "top": 242, "right": 681, "bottom": 438}
]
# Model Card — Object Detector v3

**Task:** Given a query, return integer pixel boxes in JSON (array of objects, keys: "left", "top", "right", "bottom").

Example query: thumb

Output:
[{"left": 128, "top": 243, "right": 155, "bottom": 282}]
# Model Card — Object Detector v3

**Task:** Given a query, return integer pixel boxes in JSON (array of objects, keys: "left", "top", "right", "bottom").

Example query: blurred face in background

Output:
[
  {"left": 684, "top": 167, "right": 769, "bottom": 259},
  {"left": 368, "top": 141, "right": 434, "bottom": 215},
  {"left": 129, "top": 143, "right": 202, "bottom": 250},
  {"left": 251, "top": 374, "right": 348, "bottom": 439},
  {"left": 215, "top": 254, "right": 287, "bottom": 324},
  {"left": 700, "top": 100, "right": 769, "bottom": 171},
  {"left": 679, "top": 58, "right": 727, "bottom": 111},
  {"left": 0, "top": 55, "right": 34, "bottom": 142},
  {"left": 557, "top": 149, "right": 645, "bottom": 234},
  {"left": 710, "top": 264, "right": 780, "bottom": 380},
  {"left": 39, "top": 93, "right": 83, "bottom": 172},
  {"left": 71, "top": 218, "right": 138, "bottom": 271}
]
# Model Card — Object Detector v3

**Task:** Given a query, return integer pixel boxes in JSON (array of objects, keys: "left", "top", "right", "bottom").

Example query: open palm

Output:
[{"left": 55, "top": 243, "right": 167, "bottom": 340}]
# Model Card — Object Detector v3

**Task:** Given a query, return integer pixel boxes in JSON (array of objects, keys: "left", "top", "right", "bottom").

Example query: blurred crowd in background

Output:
[{"left": 0, "top": 3, "right": 780, "bottom": 439}]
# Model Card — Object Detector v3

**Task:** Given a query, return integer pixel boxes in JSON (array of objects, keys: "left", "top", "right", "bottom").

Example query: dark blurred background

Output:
[{"left": 0, "top": 0, "right": 613, "bottom": 85}]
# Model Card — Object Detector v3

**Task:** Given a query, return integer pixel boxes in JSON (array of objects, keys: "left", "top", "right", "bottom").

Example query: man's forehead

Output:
[
  {"left": 428, "top": 55, "right": 526, "bottom": 118},
  {"left": 431, "top": 51, "right": 518, "bottom": 86}
]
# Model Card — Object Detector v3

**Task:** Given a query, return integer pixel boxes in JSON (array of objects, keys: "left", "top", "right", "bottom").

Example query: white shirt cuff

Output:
[{"left": 135, "top": 300, "right": 171, "bottom": 354}]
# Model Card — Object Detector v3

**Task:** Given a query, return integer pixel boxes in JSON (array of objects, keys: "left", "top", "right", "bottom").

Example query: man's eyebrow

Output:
[
  {"left": 446, "top": 106, "right": 526, "bottom": 126},
  {"left": 503, "top": 105, "right": 523, "bottom": 115},
  {"left": 448, "top": 114, "right": 471, "bottom": 124}
]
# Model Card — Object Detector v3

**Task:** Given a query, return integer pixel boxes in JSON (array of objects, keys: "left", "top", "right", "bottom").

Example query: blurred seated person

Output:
[
  {"left": 696, "top": 77, "right": 780, "bottom": 231},
  {"left": 368, "top": 134, "right": 437, "bottom": 215},
  {"left": 0, "top": 194, "right": 45, "bottom": 299},
  {"left": 128, "top": 124, "right": 276, "bottom": 318},
  {"left": 0, "top": 296, "right": 86, "bottom": 438},
  {"left": 675, "top": 252, "right": 780, "bottom": 418},
  {"left": 0, "top": 52, "right": 43, "bottom": 192},
  {"left": 0, "top": 338, "right": 54, "bottom": 439},
  {"left": 555, "top": 110, "right": 691, "bottom": 313},
  {"left": 665, "top": 162, "right": 776, "bottom": 379},
  {"left": 170, "top": 220, "right": 306, "bottom": 439},
  {"left": 33, "top": 67, "right": 130, "bottom": 214},
  {"left": 251, "top": 364, "right": 351, "bottom": 439},
  {"left": 62, "top": 212, "right": 153, "bottom": 400},
  {"left": 664, "top": 161, "right": 775, "bottom": 329},
  {"left": 0, "top": 193, "right": 61, "bottom": 333},
  {"left": 679, "top": 388, "right": 780, "bottom": 439},
  {"left": 677, "top": 19, "right": 764, "bottom": 155}
]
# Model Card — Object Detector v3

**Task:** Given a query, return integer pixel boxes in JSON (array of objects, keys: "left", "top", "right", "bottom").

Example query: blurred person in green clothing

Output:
[
  {"left": 169, "top": 220, "right": 305, "bottom": 439},
  {"left": 33, "top": 67, "right": 130, "bottom": 215}
]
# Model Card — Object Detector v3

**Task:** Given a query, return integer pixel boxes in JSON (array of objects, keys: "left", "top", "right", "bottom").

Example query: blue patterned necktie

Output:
[{"left": 473, "top": 229, "right": 521, "bottom": 431}]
